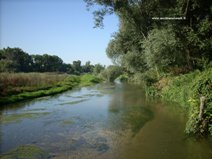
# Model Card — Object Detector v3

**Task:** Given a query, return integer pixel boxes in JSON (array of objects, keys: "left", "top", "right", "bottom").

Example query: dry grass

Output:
[
  {"left": 0, "top": 73, "right": 68, "bottom": 96},
  {"left": 0, "top": 73, "right": 101, "bottom": 105}
]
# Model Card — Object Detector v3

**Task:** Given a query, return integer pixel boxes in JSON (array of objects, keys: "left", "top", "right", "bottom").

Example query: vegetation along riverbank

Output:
[
  {"left": 142, "top": 68, "right": 212, "bottom": 137},
  {"left": 0, "top": 73, "right": 101, "bottom": 105}
]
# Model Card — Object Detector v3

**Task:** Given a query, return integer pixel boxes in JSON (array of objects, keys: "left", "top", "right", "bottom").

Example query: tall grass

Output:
[
  {"left": 0, "top": 73, "right": 101, "bottom": 105},
  {"left": 0, "top": 73, "right": 68, "bottom": 96}
]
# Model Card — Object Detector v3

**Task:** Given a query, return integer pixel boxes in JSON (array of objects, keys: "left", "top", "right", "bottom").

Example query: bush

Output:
[
  {"left": 80, "top": 74, "right": 102, "bottom": 86},
  {"left": 161, "top": 68, "right": 212, "bottom": 136},
  {"left": 161, "top": 72, "right": 197, "bottom": 107},
  {"left": 185, "top": 68, "right": 212, "bottom": 136}
]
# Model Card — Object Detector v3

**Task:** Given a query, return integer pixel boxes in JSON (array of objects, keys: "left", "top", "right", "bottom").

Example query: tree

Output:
[
  {"left": 72, "top": 60, "right": 82, "bottom": 75},
  {"left": 32, "top": 54, "right": 63, "bottom": 72},
  {"left": 42, "top": 54, "right": 63, "bottom": 72},
  {"left": 82, "top": 61, "right": 94, "bottom": 73},
  {"left": 93, "top": 63, "right": 105, "bottom": 75},
  {"left": 142, "top": 27, "right": 183, "bottom": 75},
  {"left": 122, "top": 49, "right": 146, "bottom": 74},
  {"left": 0, "top": 47, "right": 103, "bottom": 74},
  {"left": 0, "top": 47, "right": 33, "bottom": 72},
  {"left": 0, "top": 60, "right": 14, "bottom": 72},
  {"left": 31, "top": 55, "right": 44, "bottom": 72},
  {"left": 85, "top": 0, "right": 212, "bottom": 72},
  {"left": 59, "top": 63, "right": 72, "bottom": 73},
  {"left": 106, "top": 23, "right": 146, "bottom": 73}
]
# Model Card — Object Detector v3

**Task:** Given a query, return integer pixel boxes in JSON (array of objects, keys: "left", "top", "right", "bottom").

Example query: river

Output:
[{"left": 0, "top": 83, "right": 212, "bottom": 159}]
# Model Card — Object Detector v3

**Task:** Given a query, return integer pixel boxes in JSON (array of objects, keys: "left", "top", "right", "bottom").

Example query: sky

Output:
[{"left": 0, "top": 0, "right": 119, "bottom": 65}]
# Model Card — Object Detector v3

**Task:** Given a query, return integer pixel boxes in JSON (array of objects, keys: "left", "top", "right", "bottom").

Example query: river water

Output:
[{"left": 0, "top": 83, "right": 212, "bottom": 159}]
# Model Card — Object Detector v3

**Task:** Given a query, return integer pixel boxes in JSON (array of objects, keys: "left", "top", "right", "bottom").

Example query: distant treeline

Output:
[{"left": 0, "top": 47, "right": 105, "bottom": 75}]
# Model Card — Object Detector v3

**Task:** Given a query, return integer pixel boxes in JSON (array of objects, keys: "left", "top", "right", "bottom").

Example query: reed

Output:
[
  {"left": 0, "top": 73, "right": 101, "bottom": 105},
  {"left": 0, "top": 73, "right": 68, "bottom": 96}
]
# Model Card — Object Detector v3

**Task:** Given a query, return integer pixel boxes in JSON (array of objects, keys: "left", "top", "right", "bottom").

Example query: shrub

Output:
[
  {"left": 161, "top": 68, "right": 212, "bottom": 136},
  {"left": 185, "top": 68, "right": 212, "bottom": 136}
]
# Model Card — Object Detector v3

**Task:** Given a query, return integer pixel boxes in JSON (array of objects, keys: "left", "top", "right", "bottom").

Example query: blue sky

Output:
[{"left": 0, "top": 0, "right": 119, "bottom": 65}]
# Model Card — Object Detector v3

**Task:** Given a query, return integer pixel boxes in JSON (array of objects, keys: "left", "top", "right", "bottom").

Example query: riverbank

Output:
[
  {"left": 143, "top": 68, "right": 212, "bottom": 137},
  {"left": 0, "top": 73, "right": 101, "bottom": 105}
]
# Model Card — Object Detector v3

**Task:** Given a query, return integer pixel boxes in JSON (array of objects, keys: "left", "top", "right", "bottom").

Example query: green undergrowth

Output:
[
  {"left": 0, "top": 74, "right": 101, "bottom": 105},
  {"left": 79, "top": 73, "right": 102, "bottom": 86},
  {"left": 145, "top": 68, "right": 212, "bottom": 137},
  {"left": 128, "top": 68, "right": 212, "bottom": 137}
]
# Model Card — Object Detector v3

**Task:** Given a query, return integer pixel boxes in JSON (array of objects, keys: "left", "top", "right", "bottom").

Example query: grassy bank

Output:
[
  {"left": 161, "top": 69, "right": 212, "bottom": 136},
  {"left": 0, "top": 73, "right": 101, "bottom": 105},
  {"left": 143, "top": 68, "right": 212, "bottom": 137}
]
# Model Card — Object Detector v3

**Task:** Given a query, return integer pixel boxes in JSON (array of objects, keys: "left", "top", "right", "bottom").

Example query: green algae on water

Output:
[
  {"left": 1, "top": 112, "right": 50, "bottom": 124},
  {"left": 61, "top": 120, "right": 75, "bottom": 125},
  {"left": 0, "top": 145, "right": 49, "bottom": 159},
  {"left": 60, "top": 99, "right": 88, "bottom": 105}
]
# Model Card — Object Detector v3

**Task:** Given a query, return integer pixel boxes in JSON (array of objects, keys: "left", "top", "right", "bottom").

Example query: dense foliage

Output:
[
  {"left": 86, "top": 0, "right": 211, "bottom": 72},
  {"left": 160, "top": 69, "right": 212, "bottom": 136},
  {"left": 85, "top": 0, "right": 212, "bottom": 137},
  {"left": 100, "top": 65, "right": 123, "bottom": 82}
]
